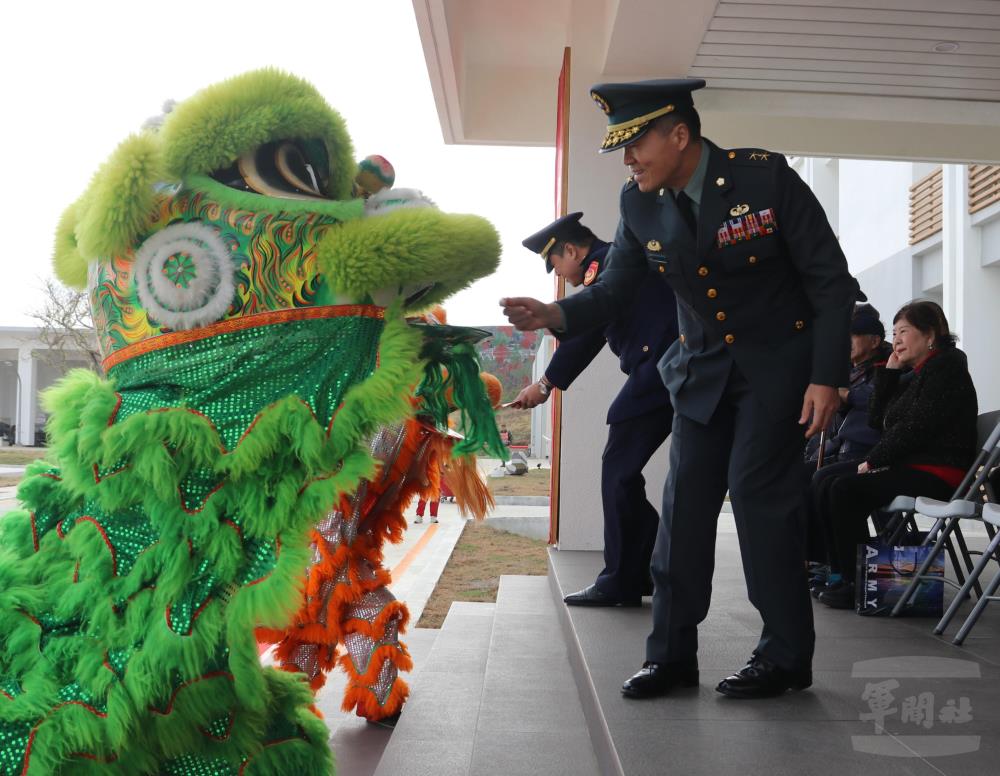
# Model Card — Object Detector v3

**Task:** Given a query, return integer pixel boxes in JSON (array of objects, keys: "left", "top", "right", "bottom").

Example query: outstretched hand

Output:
[
  {"left": 508, "top": 382, "right": 550, "bottom": 410},
  {"left": 500, "top": 297, "right": 563, "bottom": 332},
  {"left": 799, "top": 384, "right": 840, "bottom": 439}
]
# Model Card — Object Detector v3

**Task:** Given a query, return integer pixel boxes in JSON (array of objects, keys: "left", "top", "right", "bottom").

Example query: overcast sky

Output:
[{"left": 0, "top": 0, "right": 556, "bottom": 328}]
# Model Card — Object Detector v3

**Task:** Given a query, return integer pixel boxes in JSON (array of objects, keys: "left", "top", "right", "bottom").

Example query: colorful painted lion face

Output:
[{"left": 54, "top": 69, "right": 500, "bottom": 369}]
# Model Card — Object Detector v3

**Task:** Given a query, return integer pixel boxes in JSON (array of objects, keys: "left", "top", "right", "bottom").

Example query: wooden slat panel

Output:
[
  {"left": 969, "top": 177, "right": 998, "bottom": 198},
  {"left": 911, "top": 180, "right": 943, "bottom": 197},
  {"left": 715, "top": 3, "right": 1000, "bottom": 30},
  {"left": 910, "top": 210, "right": 940, "bottom": 226},
  {"left": 910, "top": 215, "right": 940, "bottom": 231},
  {"left": 693, "top": 55, "right": 1000, "bottom": 80},
  {"left": 969, "top": 164, "right": 1000, "bottom": 214},
  {"left": 702, "top": 30, "right": 1000, "bottom": 57},
  {"left": 910, "top": 168, "right": 943, "bottom": 245},
  {"left": 697, "top": 43, "right": 1000, "bottom": 69}
]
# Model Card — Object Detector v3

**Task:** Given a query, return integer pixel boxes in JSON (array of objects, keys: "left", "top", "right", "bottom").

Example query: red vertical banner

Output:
[
  {"left": 549, "top": 47, "right": 571, "bottom": 545},
  {"left": 555, "top": 47, "right": 571, "bottom": 222}
]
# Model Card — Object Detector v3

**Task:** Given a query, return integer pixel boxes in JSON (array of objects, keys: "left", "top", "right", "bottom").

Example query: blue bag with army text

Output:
[{"left": 855, "top": 540, "right": 944, "bottom": 617}]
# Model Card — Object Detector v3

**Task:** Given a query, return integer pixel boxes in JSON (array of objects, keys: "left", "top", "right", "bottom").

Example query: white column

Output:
[
  {"left": 16, "top": 347, "right": 36, "bottom": 446},
  {"left": 945, "top": 165, "right": 1000, "bottom": 413},
  {"left": 941, "top": 164, "right": 964, "bottom": 331}
]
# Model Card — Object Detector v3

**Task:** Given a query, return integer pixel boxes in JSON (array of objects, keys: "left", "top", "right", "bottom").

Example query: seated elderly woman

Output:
[{"left": 815, "top": 300, "right": 979, "bottom": 609}]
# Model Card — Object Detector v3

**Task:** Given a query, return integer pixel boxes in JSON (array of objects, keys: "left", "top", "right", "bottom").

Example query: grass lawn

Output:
[
  {"left": 0, "top": 449, "right": 48, "bottom": 465},
  {"left": 487, "top": 467, "right": 550, "bottom": 498},
  {"left": 416, "top": 521, "right": 549, "bottom": 629}
]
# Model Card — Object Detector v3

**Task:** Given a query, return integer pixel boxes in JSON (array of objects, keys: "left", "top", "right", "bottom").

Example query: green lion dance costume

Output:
[{"left": 0, "top": 70, "right": 500, "bottom": 774}]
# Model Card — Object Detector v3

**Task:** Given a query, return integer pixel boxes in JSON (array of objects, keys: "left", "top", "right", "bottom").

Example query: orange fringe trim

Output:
[
  {"left": 342, "top": 673, "right": 410, "bottom": 721},
  {"left": 258, "top": 408, "right": 492, "bottom": 719}
]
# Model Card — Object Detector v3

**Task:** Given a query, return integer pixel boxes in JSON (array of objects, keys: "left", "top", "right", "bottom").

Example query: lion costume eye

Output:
[
  {"left": 211, "top": 139, "right": 332, "bottom": 201},
  {"left": 134, "top": 221, "right": 236, "bottom": 330}
]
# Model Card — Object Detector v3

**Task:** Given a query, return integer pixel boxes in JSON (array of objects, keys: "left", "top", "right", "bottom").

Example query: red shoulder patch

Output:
[{"left": 583, "top": 260, "right": 600, "bottom": 286}]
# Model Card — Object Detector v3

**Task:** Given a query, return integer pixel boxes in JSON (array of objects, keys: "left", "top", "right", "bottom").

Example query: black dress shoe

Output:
[
  {"left": 563, "top": 584, "right": 641, "bottom": 607},
  {"left": 622, "top": 661, "right": 700, "bottom": 699},
  {"left": 715, "top": 653, "right": 812, "bottom": 699},
  {"left": 818, "top": 580, "right": 856, "bottom": 610}
]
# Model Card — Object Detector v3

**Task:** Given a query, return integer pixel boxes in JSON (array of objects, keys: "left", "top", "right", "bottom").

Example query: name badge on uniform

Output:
[
  {"left": 583, "top": 260, "right": 600, "bottom": 286},
  {"left": 716, "top": 208, "right": 778, "bottom": 248}
]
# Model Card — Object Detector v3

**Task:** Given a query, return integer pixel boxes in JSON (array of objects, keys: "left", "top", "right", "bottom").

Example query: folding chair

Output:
[
  {"left": 949, "top": 503, "right": 1000, "bottom": 645},
  {"left": 889, "top": 415, "right": 1000, "bottom": 617}
]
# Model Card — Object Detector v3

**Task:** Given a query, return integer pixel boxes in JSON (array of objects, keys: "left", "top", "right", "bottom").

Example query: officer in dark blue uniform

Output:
[
  {"left": 502, "top": 79, "right": 860, "bottom": 699},
  {"left": 515, "top": 213, "right": 677, "bottom": 607}
]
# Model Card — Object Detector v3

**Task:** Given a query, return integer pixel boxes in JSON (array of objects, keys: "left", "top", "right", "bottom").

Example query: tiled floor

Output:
[{"left": 550, "top": 519, "right": 1000, "bottom": 776}]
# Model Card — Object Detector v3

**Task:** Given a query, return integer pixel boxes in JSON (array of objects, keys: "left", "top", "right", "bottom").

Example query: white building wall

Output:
[
  {"left": 838, "top": 160, "right": 912, "bottom": 274},
  {"left": 0, "top": 328, "right": 96, "bottom": 445},
  {"left": 551, "top": 1, "right": 671, "bottom": 551}
]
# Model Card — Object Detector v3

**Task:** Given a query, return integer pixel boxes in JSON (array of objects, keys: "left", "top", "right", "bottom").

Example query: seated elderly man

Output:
[{"left": 805, "top": 303, "right": 891, "bottom": 587}]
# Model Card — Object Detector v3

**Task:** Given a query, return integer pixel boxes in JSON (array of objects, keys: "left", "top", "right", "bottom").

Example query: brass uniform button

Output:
[
  {"left": 716, "top": 311, "right": 726, "bottom": 322},
  {"left": 707, "top": 288, "right": 718, "bottom": 299},
  {"left": 679, "top": 334, "right": 686, "bottom": 343},
  {"left": 658, "top": 266, "right": 665, "bottom": 273},
  {"left": 724, "top": 334, "right": 735, "bottom": 345},
  {"left": 697, "top": 266, "right": 709, "bottom": 277},
  {"left": 748, "top": 255, "right": 758, "bottom": 264},
  {"left": 642, "top": 345, "right": 649, "bottom": 352},
  {"left": 794, "top": 320, "right": 805, "bottom": 330},
  {"left": 728, "top": 151, "right": 736, "bottom": 160}
]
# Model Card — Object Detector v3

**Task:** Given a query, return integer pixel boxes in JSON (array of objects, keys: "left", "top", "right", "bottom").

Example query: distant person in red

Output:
[{"left": 413, "top": 495, "right": 438, "bottom": 524}]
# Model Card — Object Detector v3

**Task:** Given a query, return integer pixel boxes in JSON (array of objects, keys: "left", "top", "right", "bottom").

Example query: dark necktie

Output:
[{"left": 675, "top": 191, "right": 697, "bottom": 238}]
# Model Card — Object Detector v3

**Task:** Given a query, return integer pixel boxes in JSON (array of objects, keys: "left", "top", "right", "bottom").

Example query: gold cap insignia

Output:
[
  {"left": 591, "top": 91, "right": 611, "bottom": 115},
  {"left": 599, "top": 104, "right": 675, "bottom": 151},
  {"left": 647, "top": 239, "right": 662, "bottom": 252}
]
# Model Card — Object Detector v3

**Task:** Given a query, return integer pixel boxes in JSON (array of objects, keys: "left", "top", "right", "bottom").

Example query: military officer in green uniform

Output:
[{"left": 501, "top": 79, "right": 860, "bottom": 699}]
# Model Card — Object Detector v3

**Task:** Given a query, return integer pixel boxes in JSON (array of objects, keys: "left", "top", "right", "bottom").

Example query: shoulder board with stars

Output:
[
  {"left": 583, "top": 260, "right": 600, "bottom": 286},
  {"left": 725, "top": 148, "right": 779, "bottom": 165}
]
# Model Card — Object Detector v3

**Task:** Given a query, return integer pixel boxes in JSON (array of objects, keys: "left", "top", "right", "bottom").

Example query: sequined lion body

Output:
[{"left": 0, "top": 70, "right": 500, "bottom": 775}]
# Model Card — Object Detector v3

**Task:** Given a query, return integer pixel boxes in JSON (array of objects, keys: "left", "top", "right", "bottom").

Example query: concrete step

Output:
[
  {"left": 319, "top": 627, "right": 439, "bottom": 776},
  {"left": 373, "top": 600, "right": 496, "bottom": 775},
  {"left": 375, "top": 576, "right": 601, "bottom": 776},
  {"left": 471, "top": 575, "right": 601, "bottom": 776}
]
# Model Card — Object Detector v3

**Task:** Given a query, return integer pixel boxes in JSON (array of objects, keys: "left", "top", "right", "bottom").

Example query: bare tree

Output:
[{"left": 30, "top": 278, "right": 102, "bottom": 374}]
